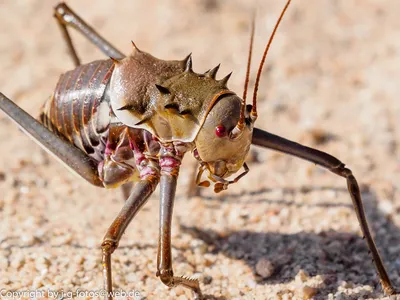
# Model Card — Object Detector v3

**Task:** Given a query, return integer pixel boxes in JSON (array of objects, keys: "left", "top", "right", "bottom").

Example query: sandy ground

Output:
[{"left": 0, "top": 0, "right": 400, "bottom": 299}]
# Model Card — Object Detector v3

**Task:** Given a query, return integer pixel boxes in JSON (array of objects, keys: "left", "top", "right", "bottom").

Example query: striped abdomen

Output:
[{"left": 40, "top": 59, "right": 115, "bottom": 161}]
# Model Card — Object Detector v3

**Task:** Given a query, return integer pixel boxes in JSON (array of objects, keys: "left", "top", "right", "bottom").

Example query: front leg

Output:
[
  {"left": 252, "top": 127, "right": 398, "bottom": 296},
  {"left": 156, "top": 143, "right": 202, "bottom": 299}
]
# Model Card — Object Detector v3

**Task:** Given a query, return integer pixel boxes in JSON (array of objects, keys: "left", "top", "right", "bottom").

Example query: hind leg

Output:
[
  {"left": 54, "top": 2, "right": 125, "bottom": 66},
  {"left": 0, "top": 93, "right": 103, "bottom": 187}
]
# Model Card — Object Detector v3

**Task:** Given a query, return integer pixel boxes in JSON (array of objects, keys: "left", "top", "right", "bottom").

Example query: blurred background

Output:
[{"left": 0, "top": 0, "right": 399, "bottom": 299}]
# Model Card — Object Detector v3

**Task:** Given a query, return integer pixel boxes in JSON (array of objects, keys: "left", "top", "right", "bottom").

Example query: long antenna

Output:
[
  {"left": 230, "top": 12, "right": 256, "bottom": 139},
  {"left": 251, "top": 0, "right": 292, "bottom": 119},
  {"left": 242, "top": 11, "right": 256, "bottom": 106}
]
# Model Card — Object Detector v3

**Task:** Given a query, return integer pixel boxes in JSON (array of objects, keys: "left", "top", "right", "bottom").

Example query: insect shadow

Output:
[{"left": 181, "top": 186, "right": 400, "bottom": 299}]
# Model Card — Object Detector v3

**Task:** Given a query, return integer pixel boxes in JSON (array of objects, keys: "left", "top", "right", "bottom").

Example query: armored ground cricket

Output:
[{"left": 0, "top": 1, "right": 398, "bottom": 298}]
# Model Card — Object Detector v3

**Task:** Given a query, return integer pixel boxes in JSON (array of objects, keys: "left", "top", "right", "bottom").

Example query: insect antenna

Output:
[
  {"left": 230, "top": 10, "right": 255, "bottom": 139},
  {"left": 251, "top": 0, "right": 292, "bottom": 120},
  {"left": 242, "top": 10, "right": 256, "bottom": 109}
]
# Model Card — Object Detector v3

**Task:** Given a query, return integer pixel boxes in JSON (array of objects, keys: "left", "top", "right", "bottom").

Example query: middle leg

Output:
[{"left": 101, "top": 176, "right": 159, "bottom": 299}]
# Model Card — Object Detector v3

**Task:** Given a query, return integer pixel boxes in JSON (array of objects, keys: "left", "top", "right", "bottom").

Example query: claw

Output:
[
  {"left": 180, "top": 275, "right": 199, "bottom": 282},
  {"left": 174, "top": 275, "right": 201, "bottom": 296}
]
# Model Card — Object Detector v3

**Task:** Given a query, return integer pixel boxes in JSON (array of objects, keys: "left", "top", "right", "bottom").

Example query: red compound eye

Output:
[{"left": 215, "top": 125, "right": 226, "bottom": 137}]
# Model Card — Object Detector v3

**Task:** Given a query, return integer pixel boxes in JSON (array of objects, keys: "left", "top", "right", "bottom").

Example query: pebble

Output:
[
  {"left": 11, "top": 254, "right": 25, "bottom": 270},
  {"left": 21, "top": 234, "right": 37, "bottom": 247},
  {"left": 300, "top": 285, "right": 318, "bottom": 299},
  {"left": 35, "top": 256, "right": 51, "bottom": 271},
  {"left": 378, "top": 199, "right": 394, "bottom": 216},
  {"left": 295, "top": 269, "right": 309, "bottom": 283},
  {"left": 255, "top": 257, "right": 275, "bottom": 278},
  {"left": 203, "top": 275, "right": 212, "bottom": 284}
]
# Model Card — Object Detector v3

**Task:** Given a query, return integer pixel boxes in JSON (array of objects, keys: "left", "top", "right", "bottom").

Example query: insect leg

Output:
[
  {"left": 252, "top": 127, "right": 398, "bottom": 296},
  {"left": 156, "top": 145, "right": 202, "bottom": 298},
  {"left": 101, "top": 177, "right": 158, "bottom": 299},
  {"left": 0, "top": 93, "right": 102, "bottom": 187},
  {"left": 54, "top": 2, "right": 125, "bottom": 66}
]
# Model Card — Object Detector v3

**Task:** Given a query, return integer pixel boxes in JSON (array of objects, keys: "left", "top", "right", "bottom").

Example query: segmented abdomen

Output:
[{"left": 40, "top": 59, "right": 115, "bottom": 161}]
